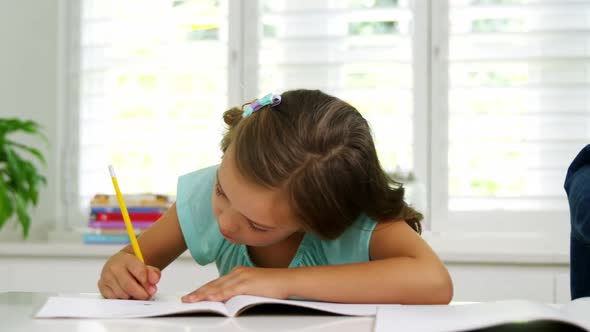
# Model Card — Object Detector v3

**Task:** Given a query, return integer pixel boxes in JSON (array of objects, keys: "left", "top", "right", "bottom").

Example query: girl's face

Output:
[{"left": 211, "top": 147, "right": 301, "bottom": 247}]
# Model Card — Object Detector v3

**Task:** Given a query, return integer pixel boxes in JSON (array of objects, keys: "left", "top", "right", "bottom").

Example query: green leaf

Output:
[
  {"left": 0, "top": 138, "right": 8, "bottom": 160},
  {"left": 14, "top": 192, "right": 30, "bottom": 238},
  {"left": 0, "top": 177, "right": 15, "bottom": 230},
  {"left": 5, "top": 149, "right": 27, "bottom": 195},
  {"left": 0, "top": 118, "right": 47, "bottom": 144},
  {"left": 0, "top": 118, "right": 48, "bottom": 238},
  {"left": 21, "top": 161, "right": 45, "bottom": 206},
  {"left": 4, "top": 140, "right": 46, "bottom": 165},
  {"left": 0, "top": 118, "right": 36, "bottom": 133},
  {"left": 21, "top": 162, "right": 34, "bottom": 204}
]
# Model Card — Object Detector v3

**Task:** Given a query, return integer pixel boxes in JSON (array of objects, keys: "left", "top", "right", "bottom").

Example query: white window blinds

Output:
[
  {"left": 76, "top": 0, "right": 419, "bottom": 226},
  {"left": 78, "top": 0, "right": 228, "bottom": 212},
  {"left": 259, "top": 0, "right": 415, "bottom": 174},
  {"left": 440, "top": 0, "right": 590, "bottom": 231},
  {"left": 75, "top": 0, "right": 586, "bottom": 233}
]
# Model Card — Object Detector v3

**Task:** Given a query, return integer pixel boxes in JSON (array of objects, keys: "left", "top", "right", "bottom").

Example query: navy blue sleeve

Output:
[{"left": 564, "top": 144, "right": 590, "bottom": 300}]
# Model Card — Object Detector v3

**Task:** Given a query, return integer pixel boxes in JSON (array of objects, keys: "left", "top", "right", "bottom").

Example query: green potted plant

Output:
[{"left": 0, "top": 118, "right": 47, "bottom": 238}]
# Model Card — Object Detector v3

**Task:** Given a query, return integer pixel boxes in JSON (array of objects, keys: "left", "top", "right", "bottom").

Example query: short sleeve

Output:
[
  {"left": 319, "top": 214, "right": 377, "bottom": 265},
  {"left": 176, "top": 165, "right": 224, "bottom": 265}
]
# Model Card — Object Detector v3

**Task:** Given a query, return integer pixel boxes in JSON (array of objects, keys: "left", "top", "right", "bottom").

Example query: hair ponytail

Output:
[{"left": 220, "top": 107, "right": 243, "bottom": 153}]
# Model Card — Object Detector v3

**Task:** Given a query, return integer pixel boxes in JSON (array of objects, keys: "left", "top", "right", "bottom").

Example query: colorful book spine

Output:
[
  {"left": 91, "top": 211, "right": 163, "bottom": 222},
  {"left": 88, "top": 221, "right": 154, "bottom": 230},
  {"left": 84, "top": 193, "right": 171, "bottom": 245},
  {"left": 83, "top": 233, "right": 131, "bottom": 244},
  {"left": 90, "top": 207, "right": 165, "bottom": 214},
  {"left": 85, "top": 228, "right": 140, "bottom": 235},
  {"left": 91, "top": 194, "right": 174, "bottom": 208}
]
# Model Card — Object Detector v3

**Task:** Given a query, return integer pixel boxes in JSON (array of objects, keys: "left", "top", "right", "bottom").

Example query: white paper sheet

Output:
[
  {"left": 35, "top": 296, "right": 228, "bottom": 318},
  {"left": 35, "top": 295, "right": 378, "bottom": 319}
]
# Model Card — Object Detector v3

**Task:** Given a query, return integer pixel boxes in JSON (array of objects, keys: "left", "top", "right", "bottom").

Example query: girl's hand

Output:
[
  {"left": 98, "top": 251, "right": 161, "bottom": 300},
  {"left": 181, "top": 266, "right": 289, "bottom": 303}
]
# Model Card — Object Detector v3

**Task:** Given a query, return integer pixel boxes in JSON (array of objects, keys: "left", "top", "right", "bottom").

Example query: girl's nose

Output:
[{"left": 218, "top": 209, "right": 241, "bottom": 233}]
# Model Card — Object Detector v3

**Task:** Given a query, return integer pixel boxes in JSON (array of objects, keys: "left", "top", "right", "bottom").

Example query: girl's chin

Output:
[{"left": 224, "top": 237, "right": 239, "bottom": 244}]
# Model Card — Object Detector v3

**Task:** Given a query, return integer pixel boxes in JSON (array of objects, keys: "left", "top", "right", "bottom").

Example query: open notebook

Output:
[
  {"left": 35, "top": 295, "right": 377, "bottom": 318},
  {"left": 375, "top": 298, "right": 590, "bottom": 332}
]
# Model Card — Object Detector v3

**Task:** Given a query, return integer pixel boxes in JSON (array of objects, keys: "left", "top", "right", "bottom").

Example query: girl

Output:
[{"left": 98, "top": 89, "right": 453, "bottom": 304}]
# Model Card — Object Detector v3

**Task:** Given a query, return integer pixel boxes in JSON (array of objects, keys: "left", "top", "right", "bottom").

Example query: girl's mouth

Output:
[{"left": 220, "top": 230, "right": 234, "bottom": 240}]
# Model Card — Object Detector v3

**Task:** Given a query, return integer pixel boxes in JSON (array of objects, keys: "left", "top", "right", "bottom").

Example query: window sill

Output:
[
  {"left": 422, "top": 231, "right": 569, "bottom": 265},
  {"left": 0, "top": 231, "right": 569, "bottom": 265}
]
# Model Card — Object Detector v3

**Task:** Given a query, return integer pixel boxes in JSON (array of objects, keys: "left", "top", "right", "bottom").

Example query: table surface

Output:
[{"left": 1, "top": 292, "right": 374, "bottom": 332}]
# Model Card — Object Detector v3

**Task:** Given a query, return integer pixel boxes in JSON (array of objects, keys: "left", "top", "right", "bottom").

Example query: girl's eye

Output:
[
  {"left": 248, "top": 222, "right": 268, "bottom": 232},
  {"left": 215, "top": 183, "right": 225, "bottom": 197}
]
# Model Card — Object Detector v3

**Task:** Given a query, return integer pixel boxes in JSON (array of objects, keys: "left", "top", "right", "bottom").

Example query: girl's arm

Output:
[
  {"left": 286, "top": 220, "right": 453, "bottom": 304},
  {"left": 119, "top": 203, "right": 187, "bottom": 270},
  {"left": 182, "top": 220, "right": 452, "bottom": 304}
]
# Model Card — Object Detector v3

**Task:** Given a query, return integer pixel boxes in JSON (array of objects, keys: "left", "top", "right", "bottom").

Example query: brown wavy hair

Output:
[{"left": 220, "top": 89, "right": 422, "bottom": 239}]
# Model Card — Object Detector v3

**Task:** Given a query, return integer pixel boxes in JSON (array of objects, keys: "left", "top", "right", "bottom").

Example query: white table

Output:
[{"left": 1, "top": 292, "right": 374, "bottom": 332}]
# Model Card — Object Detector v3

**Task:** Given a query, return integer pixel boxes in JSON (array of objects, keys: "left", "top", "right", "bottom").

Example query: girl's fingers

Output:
[
  {"left": 182, "top": 275, "right": 240, "bottom": 303},
  {"left": 99, "top": 251, "right": 157, "bottom": 300},
  {"left": 147, "top": 266, "right": 161, "bottom": 285},
  {"left": 102, "top": 284, "right": 118, "bottom": 300},
  {"left": 182, "top": 279, "right": 218, "bottom": 302},
  {"left": 127, "top": 263, "right": 159, "bottom": 298},
  {"left": 103, "top": 266, "right": 148, "bottom": 300},
  {"left": 128, "top": 261, "right": 150, "bottom": 285},
  {"left": 202, "top": 276, "right": 242, "bottom": 301},
  {"left": 98, "top": 280, "right": 115, "bottom": 299},
  {"left": 100, "top": 273, "right": 126, "bottom": 299},
  {"left": 107, "top": 277, "right": 131, "bottom": 299},
  {"left": 120, "top": 273, "right": 151, "bottom": 300}
]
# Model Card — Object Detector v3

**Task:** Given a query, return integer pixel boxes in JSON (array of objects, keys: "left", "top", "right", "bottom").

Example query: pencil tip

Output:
[{"left": 108, "top": 165, "right": 115, "bottom": 177}]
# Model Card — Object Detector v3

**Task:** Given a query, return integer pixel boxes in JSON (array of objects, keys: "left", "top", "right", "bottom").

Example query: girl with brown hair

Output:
[{"left": 98, "top": 89, "right": 453, "bottom": 304}]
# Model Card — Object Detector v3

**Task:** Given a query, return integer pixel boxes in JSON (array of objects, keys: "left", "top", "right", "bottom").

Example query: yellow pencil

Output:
[{"left": 108, "top": 165, "right": 145, "bottom": 263}]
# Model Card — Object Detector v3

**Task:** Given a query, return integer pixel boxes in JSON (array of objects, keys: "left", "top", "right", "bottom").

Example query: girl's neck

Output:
[{"left": 247, "top": 231, "right": 305, "bottom": 268}]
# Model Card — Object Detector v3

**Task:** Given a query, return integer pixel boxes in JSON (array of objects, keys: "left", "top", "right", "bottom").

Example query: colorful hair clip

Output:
[{"left": 242, "top": 93, "right": 282, "bottom": 118}]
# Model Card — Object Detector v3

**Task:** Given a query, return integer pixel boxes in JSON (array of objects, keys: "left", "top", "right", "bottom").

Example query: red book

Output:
[{"left": 92, "top": 212, "right": 163, "bottom": 222}]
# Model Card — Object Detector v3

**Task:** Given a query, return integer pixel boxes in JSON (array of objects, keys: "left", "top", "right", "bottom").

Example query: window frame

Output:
[
  {"left": 58, "top": 0, "right": 83, "bottom": 234},
  {"left": 428, "top": 0, "right": 570, "bottom": 234}
]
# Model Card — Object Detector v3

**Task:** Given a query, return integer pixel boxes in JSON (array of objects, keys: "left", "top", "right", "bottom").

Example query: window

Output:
[
  {"left": 74, "top": 0, "right": 587, "bottom": 234},
  {"left": 431, "top": 0, "right": 589, "bottom": 232},
  {"left": 78, "top": 0, "right": 228, "bottom": 211},
  {"left": 258, "top": 0, "right": 415, "bottom": 174},
  {"left": 256, "top": 0, "right": 423, "bottom": 211},
  {"left": 75, "top": 0, "right": 419, "bottom": 228}
]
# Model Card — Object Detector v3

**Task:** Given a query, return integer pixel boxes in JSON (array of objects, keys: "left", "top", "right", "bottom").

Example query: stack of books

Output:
[{"left": 83, "top": 194, "right": 173, "bottom": 244}]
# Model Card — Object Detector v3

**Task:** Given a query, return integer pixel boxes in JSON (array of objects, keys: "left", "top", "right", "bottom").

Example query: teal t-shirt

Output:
[{"left": 176, "top": 165, "right": 378, "bottom": 276}]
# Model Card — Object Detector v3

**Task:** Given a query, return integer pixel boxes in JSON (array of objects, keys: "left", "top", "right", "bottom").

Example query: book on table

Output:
[
  {"left": 35, "top": 295, "right": 377, "bottom": 318},
  {"left": 90, "top": 193, "right": 174, "bottom": 208},
  {"left": 90, "top": 206, "right": 166, "bottom": 213},
  {"left": 83, "top": 193, "right": 169, "bottom": 244},
  {"left": 375, "top": 298, "right": 590, "bottom": 332}
]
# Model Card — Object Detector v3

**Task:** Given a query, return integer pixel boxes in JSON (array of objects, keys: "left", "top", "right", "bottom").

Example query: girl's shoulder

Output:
[
  {"left": 178, "top": 165, "right": 219, "bottom": 186},
  {"left": 314, "top": 214, "right": 377, "bottom": 264},
  {"left": 176, "top": 164, "right": 223, "bottom": 265},
  {"left": 176, "top": 165, "right": 219, "bottom": 214}
]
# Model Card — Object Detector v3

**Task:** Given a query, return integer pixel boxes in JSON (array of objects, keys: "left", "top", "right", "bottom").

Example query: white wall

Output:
[{"left": 0, "top": 0, "right": 62, "bottom": 238}]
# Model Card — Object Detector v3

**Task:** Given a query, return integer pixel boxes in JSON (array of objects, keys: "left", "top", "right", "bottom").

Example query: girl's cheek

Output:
[
  {"left": 213, "top": 204, "right": 222, "bottom": 218},
  {"left": 211, "top": 195, "right": 223, "bottom": 218}
]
